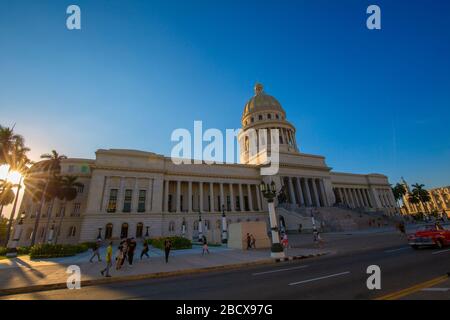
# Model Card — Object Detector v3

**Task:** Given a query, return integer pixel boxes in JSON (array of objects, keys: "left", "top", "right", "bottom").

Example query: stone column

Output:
[
  {"left": 351, "top": 189, "right": 359, "bottom": 207},
  {"left": 188, "top": 181, "right": 193, "bottom": 213},
  {"left": 311, "top": 179, "right": 321, "bottom": 207},
  {"left": 338, "top": 188, "right": 344, "bottom": 204},
  {"left": 256, "top": 185, "right": 262, "bottom": 211},
  {"left": 132, "top": 178, "right": 139, "bottom": 212},
  {"left": 369, "top": 187, "right": 382, "bottom": 208},
  {"left": 295, "top": 177, "right": 305, "bottom": 206},
  {"left": 209, "top": 182, "right": 214, "bottom": 212},
  {"left": 229, "top": 183, "right": 235, "bottom": 211},
  {"left": 345, "top": 189, "right": 353, "bottom": 207},
  {"left": 319, "top": 179, "right": 328, "bottom": 207},
  {"left": 247, "top": 184, "right": 254, "bottom": 211},
  {"left": 176, "top": 180, "right": 181, "bottom": 213},
  {"left": 220, "top": 183, "right": 224, "bottom": 211},
  {"left": 364, "top": 189, "right": 372, "bottom": 207},
  {"left": 117, "top": 177, "right": 125, "bottom": 212},
  {"left": 164, "top": 180, "right": 169, "bottom": 212},
  {"left": 199, "top": 182, "right": 204, "bottom": 212},
  {"left": 101, "top": 176, "right": 110, "bottom": 213},
  {"left": 151, "top": 177, "right": 163, "bottom": 213},
  {"left": 239, "top": 184, "right": 244, "bottom": 211},
  {"left": 303, "top": 178, "right": 312, "bottom": 206},
  {"left": 288, "top": 177, "right": 296, "bottom": 205}
]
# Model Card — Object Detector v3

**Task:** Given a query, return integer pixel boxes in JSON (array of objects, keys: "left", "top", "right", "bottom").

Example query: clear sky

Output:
[{"left": 1, "top": 0, "right": 449, "bottom": 205}]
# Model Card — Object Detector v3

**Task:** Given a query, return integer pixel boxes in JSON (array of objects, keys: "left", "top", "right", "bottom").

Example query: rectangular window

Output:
[
  {"left": 72, "top": 203, "right": 81, "bottom": 216},
  {"left": 123, "top": 189, "right": 132, "bottom": 212},
  {"left": 138, "top": 190, "right": 146, "bottom": 212},
  {"left": 107, "top": 189, "right": 118, "bottom": 213},
  {"left": 77, "top": 185, "right": 84, "bottom": 193}
]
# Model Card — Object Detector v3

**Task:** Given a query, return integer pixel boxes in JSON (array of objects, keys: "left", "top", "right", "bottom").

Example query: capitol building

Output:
[{"left": 15, "top": 84, "right": 397, "bottom": 245}]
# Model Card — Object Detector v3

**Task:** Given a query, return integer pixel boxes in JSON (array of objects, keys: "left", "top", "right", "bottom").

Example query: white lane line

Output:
[
  {"left": 421, "top": 288, "right": 449, "bottom": 292},
  {"left": 252, "top": 265, "right": 309, "bottom": 276},
  {"left": 384, "top": 247, "right": 410, "bottom": 253},
  {"left": 432, "top": 248, "right": 450, "bottom": 255},
  {"left": 288, "top": 271, "right": 350, "bottom": 286}
]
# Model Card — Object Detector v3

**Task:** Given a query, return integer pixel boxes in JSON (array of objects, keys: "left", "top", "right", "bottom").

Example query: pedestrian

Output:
[
  {"left": 120, "top": 240, "right": 128, "bottom": 268},
  {"left": 89, "top": 240, "right": 102, "bottom": 263},
  {"left": 314, "top": 230, "right": 324, "bottom": 248},
  {"left": 298, "top": 223, "right": 302, "bottom": 233},
  {"left": 281, "top": 233, "right": 289, "bottom": 248},
  {"left": 116, "top": 240, "right": 126, "bottom": 270},
  {"left": 127, "top": 237, "right": 137, "bottom": 266},
  {"left": 250, "top": 234, "right": 256, "bottom": 249},
  {"left": 140, "top": 240, "right": 150, "bottom": 259},
  {"left": 202, "top": 235, "right": 209, "bottom": 255},
  {"left": 164, "top": 238, "right": 172, "bottom": 263},
  {"left": 100, "top": 241, "right": 113, "bottom": 277},
  {"left": 246, "top": 233, "right": 251, "bottom": 250}
]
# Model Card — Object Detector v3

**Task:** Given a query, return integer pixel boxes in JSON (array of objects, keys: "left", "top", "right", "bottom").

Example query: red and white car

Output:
[{"left": 408, "top": 223, "right": 450, "bottom": 249}]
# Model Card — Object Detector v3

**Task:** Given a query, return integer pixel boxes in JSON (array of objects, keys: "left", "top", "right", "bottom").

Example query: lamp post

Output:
[
  {"left": 198, "top": 211, "right": 203, "bottom": 241},
  {"left": 6, "top": 212, "right": 26, "bottom": 257},
  {"left": 221, "top": 205, "right": 228, "bottom": 244},
  {"left": 260, "top": 181, "right": 285, "bottom": 259},
  {"left": 181, "top": 218, "right": 186, "bottom": 237},
  {"left": 97, "top": 228, "right": 103, "bottom": 241},
  {"left": 145, "top": 226, "right": 149, "bottom": 238},
  {"left": 47, "top": 220, "right": 56, "bottom": 244}
]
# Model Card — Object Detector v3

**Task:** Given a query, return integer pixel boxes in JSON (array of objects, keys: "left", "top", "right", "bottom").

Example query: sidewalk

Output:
[{"left": 0, "top": 244, "right": 327, "bottom": 295}]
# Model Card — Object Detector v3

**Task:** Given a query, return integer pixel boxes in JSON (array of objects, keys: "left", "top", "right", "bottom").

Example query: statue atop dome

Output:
[{"left": 254, "top": 83, "right": 264, "bottom": 96}]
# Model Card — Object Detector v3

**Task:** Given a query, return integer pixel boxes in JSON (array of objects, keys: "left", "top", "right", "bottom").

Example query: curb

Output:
[
  {"left": 0, "top": 252, "right": 327, "bottom": 297},
  {"left": 274, "top": 252, "right": 328, "bottom": 262}
]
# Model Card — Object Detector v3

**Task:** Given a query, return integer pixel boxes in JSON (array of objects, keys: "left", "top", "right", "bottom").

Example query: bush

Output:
[
  {"left": 0, "top": 247, "right": 6, "bottom": 256},
  {"left": 147, "top": 236, "right": 192, "bottom": 250},
  {"left": 80, "top": 242, "right": 98, "bottom": 250},
  {"left": 0, "top": 246, "right": 30, "bottom": 256},
  {"left": 29, "top": 243, "right": 90, "bottom": 259}
]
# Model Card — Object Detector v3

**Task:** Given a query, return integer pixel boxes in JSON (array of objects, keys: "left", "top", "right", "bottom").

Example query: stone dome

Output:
[{"left": 242, "top": 83, "right": 285, "bottom": 118}]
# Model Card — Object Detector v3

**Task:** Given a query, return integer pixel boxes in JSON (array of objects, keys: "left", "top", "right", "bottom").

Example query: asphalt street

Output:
[{"left": 2, "top": 231, "right": 449, "bottom": 300}]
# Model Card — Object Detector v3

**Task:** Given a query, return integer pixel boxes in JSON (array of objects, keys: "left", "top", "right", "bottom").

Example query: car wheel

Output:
[{"left": 436, "top": 240, "right": 444, "bottom": 249}]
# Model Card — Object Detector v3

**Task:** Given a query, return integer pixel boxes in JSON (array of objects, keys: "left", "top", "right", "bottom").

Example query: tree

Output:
[
  {"left": 0, "top": 180, "right": 17, "bottom": 216},
  {"left": 30, "top": 150, "right": 67, "bottom": 246},
  {"left": 392, "top": 183, "right": 407, "bottom": 207},
  {"left": 0, "top": 125, "right": 26, "bottom": 166},
  {"left": 408, "top": 183, "right": 431, "bottom": 214},
  {"left": 4, "top": 154, "right": 32, "bottom": 246},
  {"left": 54, "top": 175, "right": 83, "bottom": 244}
]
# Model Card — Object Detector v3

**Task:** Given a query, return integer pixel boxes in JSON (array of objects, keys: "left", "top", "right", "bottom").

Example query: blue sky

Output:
[{"left": 0, "top": 0, "right": 449, "bottom": 191}]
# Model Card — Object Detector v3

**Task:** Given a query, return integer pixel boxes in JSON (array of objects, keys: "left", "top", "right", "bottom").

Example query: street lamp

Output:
[
  {"left": 97, "top": 228, "right": 103, "bottom": 241},
  {"left": 198, "top": 211, "right": 203, "bottom": 241},
  {"left": 221, "top": 205, "right": 228, "bottom": 244},
  {"left": 260, "top": 181, "right": 285, "bottom": 259},
  {"left": 181, "top": 218, "right": 186, "bottom": 237},
  {"left": 6, "top": 212, "right": 26, "bottom": 257}
]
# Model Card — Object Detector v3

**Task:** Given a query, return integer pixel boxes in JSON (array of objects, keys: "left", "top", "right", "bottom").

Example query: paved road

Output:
[{"left": 2, "top": 232, "right": 449, "bottom": 300}]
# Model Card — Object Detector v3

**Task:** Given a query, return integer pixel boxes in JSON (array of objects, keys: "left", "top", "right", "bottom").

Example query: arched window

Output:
[
  {"left": 194, "top": 221, "right": 199, "bottom": 231},
  {"left": 267, "top": 114, "right": 272, "bottom": 119},
  {"left": 105, "top": 223, "right": 113, "bottom": 239},
  {"left": 120, "top": 223, "right": 128, "bottom": 239},
  {"left": 136, "top": 222, "right": 144, "bottom": 238},
  {"left": 169, "top": 221, "right": 175, "bottom": 232},
  {"left": 258, "top": 115, "right": 263, "bottom": 121},
  {"left": 204, "top": 220, "right": 210, "bottom": 231}
]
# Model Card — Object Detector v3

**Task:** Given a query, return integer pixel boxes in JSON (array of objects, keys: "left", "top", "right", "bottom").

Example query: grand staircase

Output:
[{"left": 276, "top": 205, "right": 396, "bottom": 232}]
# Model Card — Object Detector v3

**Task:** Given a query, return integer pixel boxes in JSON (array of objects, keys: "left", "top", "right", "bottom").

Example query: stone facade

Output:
[{"left": 12, "top": 84, "right": 397, "bottom": 246}]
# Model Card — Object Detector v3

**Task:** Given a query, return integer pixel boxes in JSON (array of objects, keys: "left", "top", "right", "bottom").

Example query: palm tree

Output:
[
  {"left": 409, "top": 183, "right": 431, "bottom": 215},
  {"left": 0, "top": 125, "right": 25, "bottom": 166},
  {"left": 4, "top": 155, "right": 32, "bottom": 246},
  {"left": 54, "top": 176, "right": 83, "bottom": 244},
  {"left": 0, "top": 180, "right": 17, "bottom": 217},
  {"left": 30, "top": 150, "right": 67, "bottom": 246},
  {"left": 392, "top": 183, "right": 407, "bottom": 208}
]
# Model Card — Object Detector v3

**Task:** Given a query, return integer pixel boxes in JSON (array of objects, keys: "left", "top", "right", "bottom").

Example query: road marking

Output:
[
  {"left": 288, "top": 271, "right": 350, "bottom": 286},
  {"left": 421, "top": 287, "right": 449, "bottom": 292},
  {"left": 375, "top": 275, "right": 449, "bottom": 300},
  {"left": 384, "top": 247, "right": 410, "bottom": 253},
  {"left": 432, "top": 248, "right": 450, "bottom": 255},
  {"left": 252, "top": 265, "right": 309, "bottom": 276}
]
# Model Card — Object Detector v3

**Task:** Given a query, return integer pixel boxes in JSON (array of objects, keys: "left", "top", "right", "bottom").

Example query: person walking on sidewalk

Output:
[
  {"left": 250, "top": 234, "right": 256, "bottom": 249},
  {"left": 164, "top": 238, "right": 172, "bottom": 263},
  {"left": 89, "top": 240, "right": 102, "bottom": 263},
  {"left": 140, "top": 240, "right": 150, "bottom": 259},
  {"left": 246, "top": 233, "right": 252, "bottom": 250},
  {"left": 202, "top": 235, "right": 210, "bottom": 255},
  {"left": 128, "top": 237, "right": 137, "bottom": 266},
  {"left": 116, "top": 240, "right": 126, "bottom": 270},
  {"left": 101, "top": 242, "right": 113, "bottom": 277}
]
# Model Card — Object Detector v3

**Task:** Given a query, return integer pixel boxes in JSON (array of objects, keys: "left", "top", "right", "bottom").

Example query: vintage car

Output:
[{"left": 408, "top": 223, "right": 450, "bottom": 249}]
